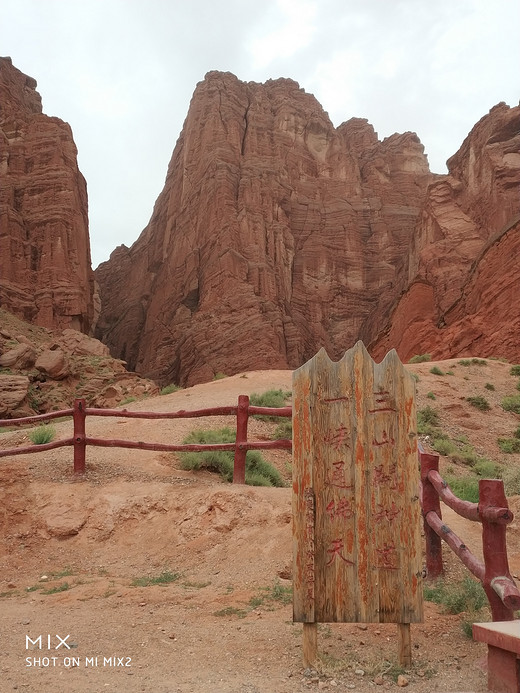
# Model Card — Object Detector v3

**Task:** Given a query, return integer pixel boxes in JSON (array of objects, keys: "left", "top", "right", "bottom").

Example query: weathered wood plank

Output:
[{"left": 293, "top": 342, "right": 423, "bottom": 624}]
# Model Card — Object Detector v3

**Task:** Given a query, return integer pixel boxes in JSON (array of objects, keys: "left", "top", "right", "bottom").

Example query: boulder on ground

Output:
[
  {"left": 0, "top": 343, "right": 36, "bottom": 369},
  {"left": 35, "top": 348, "right": 69, "bottom": 380}
]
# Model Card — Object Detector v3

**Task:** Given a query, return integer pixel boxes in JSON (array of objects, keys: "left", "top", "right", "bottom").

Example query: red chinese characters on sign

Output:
[
  {"left": 326, "top": 538, "right": 355, "bottom": 566},
  {"left": 323, "top": 425, "right": 350, "bottom": 451},
  {"left": 374, "top": 501, "right": 401, "bottom": 523},
  {"left": 372, "top": 430, "right": 395, "bottom": 447},
  {"left": 327, "top": 460, "right": 353, "bottom": 489},
  {"left": 304, "top": 489, "right": 315, "bottom": 606},
  {"left": 373, "top": 462, "right": 398, "bottom": 490},
  {"left": 326, "top": 497, "right": 354, "bottom": 521},
  {"left": 369, "top": 390, "right": 397, "bottom": 414},
  {"left": 375, "top": 541, "right": 398, "bottom": 570}
]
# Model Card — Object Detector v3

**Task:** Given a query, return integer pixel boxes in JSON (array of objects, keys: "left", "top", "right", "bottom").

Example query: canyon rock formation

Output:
[
  {"left": 370, "top": 102, "right": 520, "bottom": 362},
  {"left": 0, "top": 57, "right": 97, "bottom": 334},
  {"left": 95, "top": 71, "right": 435, "bottom": 386}
]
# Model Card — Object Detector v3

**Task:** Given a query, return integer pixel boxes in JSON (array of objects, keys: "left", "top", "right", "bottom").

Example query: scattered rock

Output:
[
  {"left": 397, "top": 674, "right": 409, "bottom": 687},
  {"left": 42, "top": 504, "right": 87, "bottom": 538},
  {"left": 0, "top": 343, "right": 36, "bottom": 369},
  {"left": 57, "top": 329, "right": 109, "bottom": 357},
  {"left": 35, "top": 347, "right": 69, "bottom": 380}
]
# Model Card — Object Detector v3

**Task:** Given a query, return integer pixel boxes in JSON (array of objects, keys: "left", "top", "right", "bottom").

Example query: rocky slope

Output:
[
  {"left": 0, "top": 308, "right": 158, "bottom": 417},
  {"left": 95, "top": 71, "right": 433, "bottom": 386},
  {"left": 0, "top": 57, "right": 97, "bottom": 333}
]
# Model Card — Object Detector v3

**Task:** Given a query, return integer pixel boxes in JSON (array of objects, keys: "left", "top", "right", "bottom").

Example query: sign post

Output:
[{"left": 292, "top": 342, "right": 423, "bottom": 666}]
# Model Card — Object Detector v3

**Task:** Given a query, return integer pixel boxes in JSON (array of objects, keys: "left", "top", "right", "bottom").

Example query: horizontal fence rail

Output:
[
  {"left": 0, "top": 396, "right": 292, "bottom": 483},
  {"left": 419, "top": 443, "right": 520, "bottom": 621},
  {"left": 3, "top": 400, "right": 520, "bottom": 621}
]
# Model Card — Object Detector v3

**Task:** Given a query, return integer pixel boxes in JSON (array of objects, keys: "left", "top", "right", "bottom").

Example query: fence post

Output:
[
  {"left": 73, "top": 398, "right": 86, "bottom": 476},
  {"left": 234, "top": 395, "right": 249, "bottom": 484},
  {"left": 480, "top": 479, "right": 515, "bottom": 621},
  {"left": 420, "top": 450, "right": 444, "bottom": 578}
]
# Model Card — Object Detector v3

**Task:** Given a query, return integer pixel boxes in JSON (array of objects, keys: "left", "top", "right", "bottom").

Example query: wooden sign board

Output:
[{"left": 293, "top": 342, "right": 423, "bottom": 625}]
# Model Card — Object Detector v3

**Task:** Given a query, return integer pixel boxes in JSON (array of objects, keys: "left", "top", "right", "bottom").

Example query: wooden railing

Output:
[
  {"left": 3, "top": 400, "right": 520, "bottom": 621},
  {"left": 420, "top": 443, "right": 520, "bottom": 621},
  {"left": 0, "top": 396, "right": 292, "bottom": 483}
]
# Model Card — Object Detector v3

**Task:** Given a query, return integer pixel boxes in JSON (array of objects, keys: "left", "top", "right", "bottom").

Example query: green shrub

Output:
[
  {"left": 509, "top": 365, "right": 520, "bottom": 376},
  {"left": 179, "top": 428, "right": 284, "bottom": 487},
  {"left": 429, "top": 366, "right": 445, "bottom": 376},
  {"left": 249, "top": 581, "right": 293, "bottom": 608},
  {"left": 250, "top": 389, "right": 290, "bottom": 421},
  {"left": 409, "top": 353, "right": 431, "bottom": 364},
  {"left": 502, "top": 467, "right": 520, "bottom": 495},
  {"left": 214, "top": 607, "right": 247, "bottom": 618},
  {"left": 443, "top": 476, "right": 480, "bottom": 502},
  {"left": 417, "top": 406, "right": 440, "bottom": 431},
  {"left": 515, "top": 427, "right": 520, "bottom": 440},
  {"left": 466, "top": 396, "right": 491, "bottom": 411},
  {"left": 497, "top": 438, "right": 520, "bottom": 454},
  {"left": 41, "top": 582, "right": 70, "bottom": 595},
  {"left": 423, "top": 576, "right": 487, "bottom": 614},
  {"left": 131, "top": 570, "right": 180, "bottom": 587},
  {"left": 426, "top": 391, "right": 436, "bottom": 400},
  {"left": 272, "top": 420, "right": 292, "bottom": 440},
  {"left": 484, "top": 383, "right": 495, "bottom": 391},
  {"left": 119, "top": 396, "right": 136, "bottom": 406},
  {"left": 213, "top": 372, "right": 227, "bottom": 380},
  {"left": 28, "top": 424, "right": 56, "bottom": 445},
  {"left": 451, "top": 445, "right": 479, "bottom": 466},
  {"left": 473, "top": 459, "right": 500, "bottom": 477},
  {"left": 424, "top": 576, "right": 487, "bottom": 637},
  {"left": 459, "top": 358, "right": 487, "bottom": 366},
  {"left": 160, "top": 384, "right": 182, "bottom": 395},
  {"left": 245, "top": 451, "right": 284, "bottom": 486},
  {"left": 502, "top": 395, "right": 520, "bottom": 414},
  {"left": 433, "top": 438, "right": 458, "bottom": 457},
  {"left": 458, "top": 359, "right": 472, "bottom": 366}
]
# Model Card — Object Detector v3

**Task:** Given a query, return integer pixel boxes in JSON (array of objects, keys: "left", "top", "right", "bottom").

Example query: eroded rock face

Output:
[
  {"left": 369, "top": 103, "right": 520, "bottom": 363},
  {"left": 0, "top": 57, "right": 97, "bottom": 333},
  {"left": 0, "top": 374, "right": 30, "bottom": 416},
  {"left": 95, "top": 71, "right": 433, "bottom": 385}
]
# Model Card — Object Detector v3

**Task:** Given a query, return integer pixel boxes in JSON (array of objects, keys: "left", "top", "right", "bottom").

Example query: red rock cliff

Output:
[
  {"left": 95, "top": 71, "right": 432, "bottom": 385},
  {"left": 369, "top": 103, "right": 520, "bottom": 362},
  {"left": 0, "top": 57, "right": 97, "bottom": 333}
]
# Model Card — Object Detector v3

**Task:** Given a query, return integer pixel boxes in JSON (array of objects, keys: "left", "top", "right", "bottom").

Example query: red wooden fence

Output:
[
  {"left": 419, "top": 443, "right": 520, "bottom": 621},
  {"left": 2, "top": 399, "right": 520, "bottom": 621},
  {"left": 0, "top": 396, "right": 292, "bottom": 482}
]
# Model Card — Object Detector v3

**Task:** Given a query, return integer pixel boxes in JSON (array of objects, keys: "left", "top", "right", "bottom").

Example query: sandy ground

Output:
[{"left": 1, "top": 361, "right": 520, "bottom": 693}]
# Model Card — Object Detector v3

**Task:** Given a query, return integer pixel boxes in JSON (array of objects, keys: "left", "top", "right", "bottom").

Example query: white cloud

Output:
[
  {"left": 1, "top": 0, "right": 519, "bottom": 267},
  {"left": 248, "top": 0, "right": 318, "bottom": 68}
]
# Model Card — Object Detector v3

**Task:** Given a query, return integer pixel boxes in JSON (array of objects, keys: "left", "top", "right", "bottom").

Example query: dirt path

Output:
[{"left": 1, "top": 366, "right": 520, "bottom": 692}]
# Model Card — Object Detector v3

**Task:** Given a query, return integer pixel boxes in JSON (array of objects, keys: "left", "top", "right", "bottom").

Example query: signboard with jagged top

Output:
[{"left": 292, "top": 342, "right": 423, "bottom": 632}]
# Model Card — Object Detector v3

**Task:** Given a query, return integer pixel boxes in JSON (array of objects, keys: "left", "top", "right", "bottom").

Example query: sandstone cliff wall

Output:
[
  {"left": 96, "top": 72, "right": 432, "bottom": 385},
  {"left": 369, "top": 103, "right": 520, "bottom": 363},
  {"left": 0, "top": 57, "right": 97, "bottom": 333}
]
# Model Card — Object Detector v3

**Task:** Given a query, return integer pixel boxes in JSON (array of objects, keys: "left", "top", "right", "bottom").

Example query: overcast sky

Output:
[{"left": 2, "top": 0, "right": 519, "bottom": 269}]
